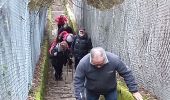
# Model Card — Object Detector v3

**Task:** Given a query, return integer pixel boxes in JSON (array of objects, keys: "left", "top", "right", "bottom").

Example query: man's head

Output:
[
  {"left": 60, "top": 41, "right": 68, "bottom": 50},
  {"left": 90, "top": 47, "right": 108, "bottom": 68},
  {"left": 78, "top": 30, "right": 86, "bottom": 37}
]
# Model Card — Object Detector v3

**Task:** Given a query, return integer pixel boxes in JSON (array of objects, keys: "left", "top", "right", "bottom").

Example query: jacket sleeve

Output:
[
  {"left": 49, "top": 39, "right": 57, "bottom": 55},
  {"left": 74, "top": 61, "right": 85, "bottom": 100},
  {"left": 87, "top": 38, "right": 93, "bottom": 52},
  {"left": 71, "top": 35, "right": 77, "bottom": 53},
  {"left": 115, "top": 58, "right": 138, "bottom": 93}
]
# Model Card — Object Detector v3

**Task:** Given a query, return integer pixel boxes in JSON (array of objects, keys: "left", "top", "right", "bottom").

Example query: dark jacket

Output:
[
  {"left": 71, "top": 35, "right": 92, "bottom": 59},
  {"left": 58, "top": 25, "right": 74, "bottom": 35},
  {"left": 74, "top": 52, "right": 138, "bottom": 99},
  {"left": 50, "top": 45, "right": 70, "bottom": 66}
]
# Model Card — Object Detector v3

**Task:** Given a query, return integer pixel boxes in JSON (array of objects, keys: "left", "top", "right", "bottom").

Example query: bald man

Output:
[{"left": 74, "top": 47, "right": 143, "bottom": 100}]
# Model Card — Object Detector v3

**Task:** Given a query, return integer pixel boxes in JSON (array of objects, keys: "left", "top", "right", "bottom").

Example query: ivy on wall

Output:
[
  {"left": 28, "top": 0, "right": 54, "bottom": 10},
  {"left": 86, "top": 0, "right": 124, "bottom": 10}
]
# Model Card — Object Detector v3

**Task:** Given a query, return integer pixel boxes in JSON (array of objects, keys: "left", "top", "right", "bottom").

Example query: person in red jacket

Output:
[{"left": 55, "top": 14, "right": 68, "bottom": 30}]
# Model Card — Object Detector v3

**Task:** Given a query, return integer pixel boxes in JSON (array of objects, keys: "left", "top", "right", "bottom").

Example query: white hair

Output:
[{"left": 90, "top": 47, "right": 108, "bottom": 64}]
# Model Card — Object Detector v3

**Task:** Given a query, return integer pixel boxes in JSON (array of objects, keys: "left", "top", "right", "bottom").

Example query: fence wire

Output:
[
  {"left": 73, "top": 0, "right": 170, "bottom": 99},
  {"left": 0, "top": 0, "right": 47, "bottom": 100}
]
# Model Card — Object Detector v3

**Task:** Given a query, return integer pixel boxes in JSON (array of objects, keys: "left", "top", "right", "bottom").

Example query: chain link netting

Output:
[
  {"left": 0, "top": 0, "right": 47, "bottom": 100},
  {"left": 73, "top": 0, "right": 170, "bottom": 99}
]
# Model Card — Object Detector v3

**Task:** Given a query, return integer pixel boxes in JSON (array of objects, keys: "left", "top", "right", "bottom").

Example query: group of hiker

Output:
[
  {"left": 49, "top": 14, "right": 143, "bottom": 100},
  {"left": 49, "top": 14, "right": 92, "bottom": 80}
]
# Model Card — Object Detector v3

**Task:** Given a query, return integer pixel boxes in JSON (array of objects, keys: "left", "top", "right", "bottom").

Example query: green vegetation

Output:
[
  {"left": 35, "top": 37, "right": 49, "bottom": 100},
  {"left": 99, "top": 81, "right": 135, "bottom": 100},
  {"left": 64, "top": 0, "right": 78, "bottom": 33},
  {"left": 99, "top": 80, "right": 153, "bottom": 100},
  {"left": 28, "top": 6, "right": 53, "bottom": 99},
  {"left": 86, "top": 0, "right": 124, "bottom": 10},
  {"left": 117, "top": 81, "right": 135, "bottom": 100},
  {"left": 28, "top": 0, "right": 54, "bottom": 10},
  {"left": 47, "top": 6, "right": 52, "bottom": 34}
]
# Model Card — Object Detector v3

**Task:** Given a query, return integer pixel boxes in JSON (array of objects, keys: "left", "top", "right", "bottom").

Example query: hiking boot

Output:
[
  {"left": 58, "top": 76, "right": 63, "bottom": 81},
  {"left": 55, "top": 76, "right": 59, "bottom": 81}
]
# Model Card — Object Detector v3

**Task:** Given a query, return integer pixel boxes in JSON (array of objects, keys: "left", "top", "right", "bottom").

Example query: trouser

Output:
[
  {"left": 74, "top": 57, "right": 81, "bottom": 69},
  {"left": 86, "top": 89, "right": 117, "bottom": 100},
  {"left": 52, "top": 62, "right": 63, "bottom": 80}
]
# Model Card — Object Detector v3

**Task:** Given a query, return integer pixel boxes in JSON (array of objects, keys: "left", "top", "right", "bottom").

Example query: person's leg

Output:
[
  {"left": 74, "top": 57, "right": 80, "bottom": 69},
  {"left": 51, "top": 59, "right": 59, "bottom": 80},
  {"left": 58, "top": 64, "right": 64, "bottom": 80},
  {"left": 104, "top": 90, "right": 117, "bottom": 100},
  {"left": 86, "top": 90, "right": 100, "bottom": 100},
  {"left": 53, "top": 64, "right": 59, "bottom": 80}
]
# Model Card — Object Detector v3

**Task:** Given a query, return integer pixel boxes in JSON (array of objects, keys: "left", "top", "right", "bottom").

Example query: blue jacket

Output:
[{"left": 74, "top": 52, "right": 138, "bottom": 100}]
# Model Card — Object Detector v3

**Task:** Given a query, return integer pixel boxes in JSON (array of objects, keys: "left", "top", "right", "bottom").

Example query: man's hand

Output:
[
  {"left": 132, "top": 92, "right": 143, "bottom": 100},
  {"left": 54, "top": 52, "right": 57, "bottom": 56}
]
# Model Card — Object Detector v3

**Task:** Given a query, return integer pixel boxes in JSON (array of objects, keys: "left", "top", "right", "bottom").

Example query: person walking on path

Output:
[
  {"left": 55, "top": 14, "right": 68, "bottom": 30},
  {"left": 74, "top": 47, "right": 143, "bottom": 100},
  {"left": 49, "top": 40, "right": 70, "bottom": 80},
  {"left": 71, "top": 28, "right": 92, "bottom": 69}
]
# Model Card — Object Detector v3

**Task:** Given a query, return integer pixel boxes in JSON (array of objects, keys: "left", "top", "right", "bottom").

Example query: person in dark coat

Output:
[
  {"left": 50, "top": 41, "right": 70, "bottom": 80},
  {"left": 55, "top": 14, "right": 68, "bottom": 30},
  {"left": 71, "top": 29, "right": 92, "bottom": 69},
  {"left": 58, "top": 24, "right": 74, "bottom": 35}
]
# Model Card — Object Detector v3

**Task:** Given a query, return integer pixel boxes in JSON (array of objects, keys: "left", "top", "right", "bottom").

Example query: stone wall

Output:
[{"left": 73, "top": 0, "right": 170, "bottom": 99}]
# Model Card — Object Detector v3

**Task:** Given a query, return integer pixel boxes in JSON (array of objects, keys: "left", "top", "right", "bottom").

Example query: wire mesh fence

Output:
[
  {"left": 0, "top": 0, "right": 47, "bottom": 100},
  {"left": 73, "top": 0, "right": 170, "bottom": 99}
]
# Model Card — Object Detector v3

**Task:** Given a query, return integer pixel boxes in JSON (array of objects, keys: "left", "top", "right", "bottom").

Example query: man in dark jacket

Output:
[
  {"left": 74, "top": 47, "right": 143, "bottom": 100},
  {"left": 71, "top": 29, "right": 92, "bottom": 69}
]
